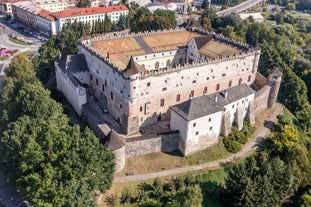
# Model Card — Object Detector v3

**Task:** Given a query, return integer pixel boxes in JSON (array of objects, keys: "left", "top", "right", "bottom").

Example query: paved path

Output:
[
  {"left": 0, "top": 173, "right": 27, "bottom": 207},
  {"left": 113, "top": 103, "right": 283, "bottom": 183}
]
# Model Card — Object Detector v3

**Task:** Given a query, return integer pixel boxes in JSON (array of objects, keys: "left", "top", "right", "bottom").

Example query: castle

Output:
[{"left": 55, "top": 28, "right": 282, "bottom": 172}]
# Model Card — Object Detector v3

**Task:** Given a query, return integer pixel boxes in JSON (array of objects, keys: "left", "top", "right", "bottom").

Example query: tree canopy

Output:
[{"left": 0, "top": 54, "right": 115, "bottom": 206}]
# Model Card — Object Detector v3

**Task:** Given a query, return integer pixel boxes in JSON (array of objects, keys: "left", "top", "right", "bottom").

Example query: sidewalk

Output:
[{"left": 113, "top": 103, "right": 283, "bottom": 183}]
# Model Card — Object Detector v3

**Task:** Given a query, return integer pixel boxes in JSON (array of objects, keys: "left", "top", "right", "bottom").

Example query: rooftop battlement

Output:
[{"left": 79, "top": 28, "right": 258, "bottom": 79}]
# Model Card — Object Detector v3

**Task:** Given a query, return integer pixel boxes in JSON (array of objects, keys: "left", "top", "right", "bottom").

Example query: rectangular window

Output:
[
  {"left": 111, "top": 92, "right": 113, "bottom": 100},
  {"left": 160, "top": 98, "right": 165, "bottom": 107},
  {"left": 209, "top": 127, "right": 212, "bottom": 130},
  {"left": 147, "top": 82, "right": 151, "bottom": 87},
  {"left": 192, "top": 80, "right": 196, "bottom": 84},
  {"left": 120, "top": 104, "right": 122, "bottom": 108},
  {"left": 90, "top": 74, "right": 93, "bottom": 80},
  {"left": 105, "top": 79, "right": 107, "bottom": 86},
  {"left": 140, "top": 106, "right": 143, "bottom": 112},
  {"left": 190, "top": 90, "right": 194, "bottom": 97},
  {"left": 102, "top": 84, "right": 105, "bottom": 92},
  {"left": 162, "top": 87, "right": 167, "bottom": 91},
  {"left": 193, "top": 123, "right": 196, "bottom": 127},
  {"left": 208, "top": 118, "right": 212, "bottom": 122},
  {"left": 96, "top": 79, "right": 98, "bottom": 86},
  {"left": 216, "top": 84, "right": 220, "bottom": 91},
  {"left": 229, "top": 80, "right": 232, "bottom": 87},
  {"left": 195, "top": 131, "right": 199, "bottom": 135},
  {"left": 203, "top": 87, "right": 207, "bottom": 94},
  {"left": 176, "top": 94, "right": 181, "bottom": 102}
]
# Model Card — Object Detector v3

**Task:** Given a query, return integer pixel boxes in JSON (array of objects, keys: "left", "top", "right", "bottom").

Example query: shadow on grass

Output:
[
  {"left": 163, "top": 150, "right": 183, "bottom": 157},
  {"left": 199, "top": 181, "right": 224, "bottom": 207}
]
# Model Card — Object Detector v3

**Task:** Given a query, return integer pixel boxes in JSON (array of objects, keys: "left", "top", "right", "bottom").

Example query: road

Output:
[
  {"left": 113, "top": 103, "right": 283, "bottom": 183},
  {"left": 216, "top": 0, "right": 264, "bottom": 16},
  {"left": 0, "top": 20, "right": 42, "bottom": 91}
]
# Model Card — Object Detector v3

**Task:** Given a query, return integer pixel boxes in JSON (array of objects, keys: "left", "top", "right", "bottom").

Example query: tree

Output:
[
  {"left": 117, "top": 14, "right": 128, "bottom": 30},
  {"left": 103, "top": 13, "right": 112, "bottom": 32},
  {"left": 77, "top": 0, "right": 90, "bottom": 7},
  {"left": 299, "top": 189, "right": 311, "bottom": 207},
  {"left": 272, "top": 125, "right": 299, "bottom": 153},
  {"left": 0, "top": 55, "right": 115, "bottom": 206},
  {"left": 200, "top": 17, "right": 212, "bottom": 31}
]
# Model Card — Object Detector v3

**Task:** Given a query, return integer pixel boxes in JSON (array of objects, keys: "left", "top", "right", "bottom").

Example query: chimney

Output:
[
  {"left": 224, "top": 90, "right": 228, "bottom": 98},
  {"left": 214, "top": 95, "right": 218, "bottom": 102}
]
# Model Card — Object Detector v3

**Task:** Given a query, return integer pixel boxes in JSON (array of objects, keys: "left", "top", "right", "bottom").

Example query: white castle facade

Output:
[{"left": 55, "top": 28, "right": 282, "bottom": 171}]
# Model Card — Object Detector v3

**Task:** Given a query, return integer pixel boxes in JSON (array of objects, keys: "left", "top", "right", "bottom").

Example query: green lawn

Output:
[
  {"left": 186, "top": 140, "right": 232, "bottom": 165},
  {"left": 9, "top": 37, "right": 29, "bottom": 45},
  {"left": 195, "top": 169, "right": 227, "bottom": 207},
  {"left": 21, "top": 51, "right": 36, "bottom": 56}
]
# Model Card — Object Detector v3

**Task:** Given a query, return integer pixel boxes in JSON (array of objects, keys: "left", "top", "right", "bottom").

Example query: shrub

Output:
[{"left": 223, "top": 137, "right": 241, "bottom": 153}]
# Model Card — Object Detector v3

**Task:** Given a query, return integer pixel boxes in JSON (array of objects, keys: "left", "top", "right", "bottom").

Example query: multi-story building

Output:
[
  {"left": 55, "top": 28, "right": 282, "bottom": 171},
  {"left": 0, "top": 0, "right": 21, "bottom": 16},
  {"left": 31, "top": 0, "right": 69, "bottom": 12},
  {"left": 11, "top": 3, "right": 128, "bottom": 35},
  {"left": 12, "top": 1, "right": 42, "bottom": 27},
  {"left": 52, "top": 5, "right": 128, "bottom": 33}
]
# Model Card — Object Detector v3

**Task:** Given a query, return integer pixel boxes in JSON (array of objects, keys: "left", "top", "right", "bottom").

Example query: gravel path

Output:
[{"left": 113, "top": 103, "right": 283, "bottom": 183}]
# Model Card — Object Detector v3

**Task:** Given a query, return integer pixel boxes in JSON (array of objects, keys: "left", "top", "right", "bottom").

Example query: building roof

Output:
[
  {"left": 91, "top": 30, "right": 203, "bottom": 69},
  {"left": 199, "top": 39, "right": 244, "bottom": 58},
  {"left": 31, "top": 0, "right": 67, "bottom": 5},
  {"left": 12, "top": 1, "right": 42, "bottom": 14},
  {"left": 103, "top": 129, "right": 125, "bottom": 150},
  {"left": 56, "top": 53, "right": 89, "bottom": 86},
  {"left": 88, "top": 30, "right": 248, "bottom": 71},
  {"left": 269, "top": 67, "right": 282, "bottom": 77},
  {"left": 52, "top": 5, "right": 128, "bottom": 18},
  {"left": 170, "top": 83, "right": 255, "bottom": 121},
  {"left": 0, "top": 0, "right": 22, "bottom": 3},
  {"left": 239, "top": 13, "right": 264, "bottom": 21},
  {"left": 37, "top": 9, "right": 56, "bottom": 21},
  {"left": 193, "top": 35, "right": 212, "bottom": 49}
]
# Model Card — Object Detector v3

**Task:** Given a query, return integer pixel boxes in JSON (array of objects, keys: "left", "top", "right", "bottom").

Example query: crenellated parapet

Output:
[
  {"left": 138, "top": 49, "right": 260, "bottom": 79},
  {"left": 81, "top": 27, "right": 187, "bottom": 43},
  {"left": 79, "top": 28, "right": 260, "bottom": 80}
]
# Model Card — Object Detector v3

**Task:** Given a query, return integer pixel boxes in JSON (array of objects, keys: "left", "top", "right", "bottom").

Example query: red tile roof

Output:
[
  {"left": 52, "top": 5, "right": 128, "bottom": 19},
  {"left": 0, "top": 0, "right": 22, "bottom": 3},
  {"left": 38, "top": 9, "right": 57, "bottom": 22}
]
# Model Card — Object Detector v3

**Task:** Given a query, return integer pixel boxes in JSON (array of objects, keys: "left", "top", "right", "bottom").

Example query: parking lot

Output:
[{"left": 4, "top": 20, "right": 48, "bottom": 43}]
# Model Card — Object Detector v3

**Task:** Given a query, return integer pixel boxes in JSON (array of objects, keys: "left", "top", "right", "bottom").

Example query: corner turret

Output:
[{"left": 268, "top": 68, "right": 282, "bottom": 108}]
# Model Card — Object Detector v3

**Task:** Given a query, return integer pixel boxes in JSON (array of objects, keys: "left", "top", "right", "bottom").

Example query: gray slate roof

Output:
[
  {"left": 170, "top": 83, "right": 255, "bottom": 121},
  {"left": 193, "top": 35, "right": 213, "bottom": 49},
  {"left": 57, "top": 53, "right": 89, "bottom": 74},
  {"left": 56, "top": 53, "right": 89, "bottom": 87},
  {"left": 104, "top": 129, "right": 125, "bottom": 151}
]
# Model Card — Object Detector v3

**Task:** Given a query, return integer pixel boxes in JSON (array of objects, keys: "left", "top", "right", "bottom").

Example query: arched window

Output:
[
  {"left": 155, "top": 61, "right": 160, "bottom": 69},
  {"left": 166, "top": 59, "right": 171, "bottom": 67}
]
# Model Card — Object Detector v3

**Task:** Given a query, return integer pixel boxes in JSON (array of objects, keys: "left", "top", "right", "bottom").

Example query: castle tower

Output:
[
  {"left": 122, "top": 56, "right": 140, "bottom": 135},
  {"left": 124, "top": 56, "right": 140, "bottom": 104},
  {"left": 103, "top": 129, "right": 125, "bottom": 173},
  {"left": 268, "top": 68, "right": 282, "bottom": 109}
]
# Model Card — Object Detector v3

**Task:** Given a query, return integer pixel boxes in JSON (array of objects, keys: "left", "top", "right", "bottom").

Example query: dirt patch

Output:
[{"left": 115, "top": 151, "right": 188, "bottom": 176}]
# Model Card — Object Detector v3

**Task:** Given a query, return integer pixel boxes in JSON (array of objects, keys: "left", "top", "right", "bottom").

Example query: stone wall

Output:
[
  {"left": 113, "top": 146, "right": 125, "bottom": 173},
  {"left": 254, "top": 85, "right": 270, "bottom": 115},
  {"left": 125, "top": 132, "right": 179, "bottom": 158}
]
